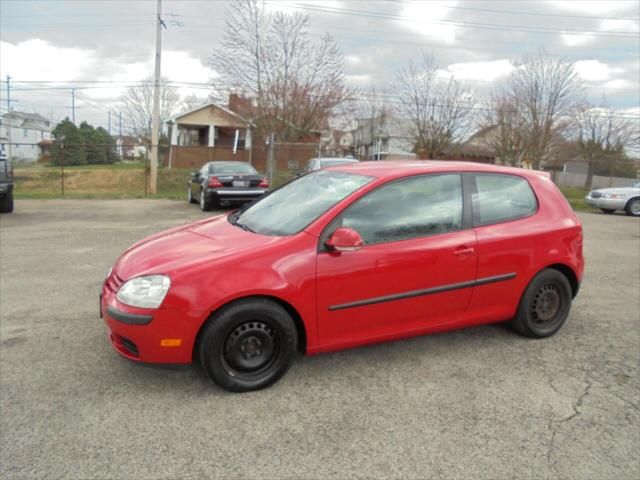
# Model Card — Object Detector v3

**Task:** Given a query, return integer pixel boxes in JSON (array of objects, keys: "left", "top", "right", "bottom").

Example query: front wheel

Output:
[
  {"left": 600, "top": 208, "right": 615, "bottom": 214},
  {"left": 0, "top": 193, "right": 14, "bottom": 214},
  {"left": 626, "top": 198, "right": 640, "bottom": 217},
  {"left": 511, "top": 269, "right": 573, "bottom": 338},
  {"left": 187, "top": 184, "right": 197, "bottom": 204},
  {"left": 198, "top": 298, "right": 298, "bottom": 392}
]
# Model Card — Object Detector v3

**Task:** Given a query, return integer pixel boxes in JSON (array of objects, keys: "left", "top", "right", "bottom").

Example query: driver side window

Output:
[{"left": 338, "top": 174, "right": 463, "bottom": 245}]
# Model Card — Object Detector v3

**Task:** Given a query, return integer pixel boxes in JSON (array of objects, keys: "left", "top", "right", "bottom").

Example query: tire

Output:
[
  {"left": 199, "top": 187, "right": 211, "bottom": 211},
  {"left": 0, "top": 193, "right": 14, "bottom": 214},
  {"left": 187, "top": 184, "right": 196, "bottom": 204},
  {"left": 600, "top": 208, "right": 615, "bottom": 214},
  {"left": 625, "top": 198, "right": 640, "bottom": 217},
  {"left": 511, "top": 269, "right": 573, "bottom": 338},
  {"left": 198, "top": 298, "right": 298, "bottom": 392}
]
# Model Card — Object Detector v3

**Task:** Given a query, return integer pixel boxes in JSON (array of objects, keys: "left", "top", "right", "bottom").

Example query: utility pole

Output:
[
  {"left": 149, "top": 0, "right": 165, "bottom": 195},
  {"left": 71, "top": 88, "right": 76, "bottom": 124},
  {"left": 6, "top": 75, "right": 12, "bottom": 160},
  {"left": 118, "top": 112, "right": 123, "bottom": 157}
]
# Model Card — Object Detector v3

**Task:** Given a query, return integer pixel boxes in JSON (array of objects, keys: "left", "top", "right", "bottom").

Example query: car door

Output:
[{"left": 316, "top": 173, "right": 478, "bottom": 347}]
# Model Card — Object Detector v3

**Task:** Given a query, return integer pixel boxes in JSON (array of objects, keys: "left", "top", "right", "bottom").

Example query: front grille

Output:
[
  {"left": 120, "top": 336, "right": 139, "bottom": 356},
  {"left": 590, "top": 191, "right": 603, "bottom": 198}
]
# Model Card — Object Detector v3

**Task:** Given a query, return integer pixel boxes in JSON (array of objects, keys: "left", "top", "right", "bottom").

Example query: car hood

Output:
[{"left": 114, "top": 214, "right": 283, "bottom": 280}]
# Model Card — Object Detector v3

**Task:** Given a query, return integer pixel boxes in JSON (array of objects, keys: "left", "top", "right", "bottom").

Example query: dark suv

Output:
[{"left": 0, "top": 149, "right": 13, "bottom": 214}]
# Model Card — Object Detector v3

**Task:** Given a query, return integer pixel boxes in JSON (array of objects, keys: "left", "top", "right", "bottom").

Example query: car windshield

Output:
[
  {"left": 321, "top": 159, "right": 357, "bottom": 168},
  {"left": 231, "top": 170, "right": 374, "bottom": 236},
  {"left": 210, "top": 163, "right": 257, "bottom": 175}
]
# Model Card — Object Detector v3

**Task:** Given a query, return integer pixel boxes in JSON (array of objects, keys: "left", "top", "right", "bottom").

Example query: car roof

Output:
[
  {"left": 207, "top": 161, "right": 250, "bottom": 165},
  {"left": 326, "top": 160, "right": 550, "bottom": 181},
  {"left": 312, "top": 157, "right": 358, "bottom": 162}
]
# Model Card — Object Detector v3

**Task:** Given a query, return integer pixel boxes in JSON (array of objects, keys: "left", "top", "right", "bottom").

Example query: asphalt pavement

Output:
[{"left": 1, "top": 199, "right": 638, "bottom": 479}]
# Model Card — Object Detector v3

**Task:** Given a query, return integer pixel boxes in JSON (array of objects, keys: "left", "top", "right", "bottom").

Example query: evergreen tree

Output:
[
  {"left": 51, "top": 118, "right": 87, "bottom": 166},
  {"left": 95, "top": 127, "right": 119, "bottom": 164},
  {"left": 79, "top": 121, "right": 106, "bottom": 164}
]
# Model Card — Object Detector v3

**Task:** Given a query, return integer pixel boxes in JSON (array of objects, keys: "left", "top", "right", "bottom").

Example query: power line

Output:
[
  {"left": 271, "top": 2, "right": 639, "bottom": 38},
  {"left": 387, "top": 0, "right": 640, "bottom": 22}
]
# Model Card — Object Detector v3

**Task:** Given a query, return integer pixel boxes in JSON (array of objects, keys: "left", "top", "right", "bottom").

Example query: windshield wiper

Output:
[{"left": 234, "top": 220, "right": 255, "bottom": 233}]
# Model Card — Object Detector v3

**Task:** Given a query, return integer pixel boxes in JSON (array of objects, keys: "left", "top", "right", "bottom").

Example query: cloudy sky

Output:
[{"left": 1, "top": 0, "right": 638, "bottom": 133}]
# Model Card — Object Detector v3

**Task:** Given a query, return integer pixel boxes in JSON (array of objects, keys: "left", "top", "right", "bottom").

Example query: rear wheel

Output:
[
  {"left": 0, "top": 193, "right": 14, "bottom": 214},
  {"left": 600, "top": 208, "right": 615, "bottom": 214},
  {"left": 198, "top": 298, "right": 298, "bottom": 392},
  {"left": 511, "top": 269, "right": 572, "bottom": 338},
  {"left": 626, "top": 198, "right": 640, "bottom": 217},
  {"left": 199, "top": 187, "right": 212, "bottom": 211}
]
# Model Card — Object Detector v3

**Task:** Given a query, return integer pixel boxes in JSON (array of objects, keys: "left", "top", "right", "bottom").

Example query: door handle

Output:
[{"left": 453, "top": 247, "right": 475, "bottom": 257}]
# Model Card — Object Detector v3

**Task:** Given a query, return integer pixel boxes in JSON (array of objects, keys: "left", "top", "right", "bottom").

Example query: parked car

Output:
[
  {"left": 585, "top": 182, "right": 640, "bottom": 216},
  {"left": 299, "top": 156, "right": 358, "bottom": 175},
  {"left": 102, "top": 161, "right": 584, "bottom": 392},
  {"left": 187, "top": 161, "right": 268, "bottom": 211},
  {"left": 0, "top": 149, "right": 14, "bottom": 214}
]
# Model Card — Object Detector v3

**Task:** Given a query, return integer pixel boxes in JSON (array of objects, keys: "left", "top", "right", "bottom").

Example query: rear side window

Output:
[{"left": 473, "top": 174, "right": 537, "bottom": 226}]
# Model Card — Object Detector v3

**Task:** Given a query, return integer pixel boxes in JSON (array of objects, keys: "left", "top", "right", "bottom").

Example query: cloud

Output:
[
  {"left": 600, "top": 19, "right": 640, "bottom": 32},
  {"left": 447, "top": 59, "right": 515, "bottom": 82},
  {"left": 603, "top": 79, "right": 634, "bottom": 90},
  {"left": 574, "top": 60, "right": 625, "bottom": 82},
  {"left": 561, "top": 33, "right": 595, "bottom": 47},
  {"left": 0, "top": 39, "right": 95, "bottom": 82},
  {"left": 345, "top": 74, "right": 371, "bottom": 85},
  {"left": 545, "top": 1, "right": 636, "bottom": 14},
  {"left": 400, "top": 1, "right": 457, "bottom": 43}
]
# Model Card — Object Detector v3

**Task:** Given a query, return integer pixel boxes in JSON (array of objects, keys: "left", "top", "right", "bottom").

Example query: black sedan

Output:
[{"left": 188, "top": 161, "right": 269, "bottom": 211}]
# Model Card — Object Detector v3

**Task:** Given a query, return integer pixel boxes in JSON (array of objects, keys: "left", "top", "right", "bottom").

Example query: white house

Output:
[
  {"left": 352, "top": 114, "right": 416, "bottom": 160},
  {"left": 0, "top": 111, "right": 52, "bottom": 162}
]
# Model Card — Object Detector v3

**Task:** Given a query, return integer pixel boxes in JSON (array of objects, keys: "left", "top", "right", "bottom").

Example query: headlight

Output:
[{"left": 116, "top": 275, "right": 171, "bottom": 309}]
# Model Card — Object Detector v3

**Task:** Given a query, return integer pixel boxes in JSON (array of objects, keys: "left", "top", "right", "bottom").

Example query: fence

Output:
[
  {"left": 5, "top": 141, "right": 322, "bottom": 198},
  {"left": 554, "top": 172, "right": 638, "bottom": 189}
]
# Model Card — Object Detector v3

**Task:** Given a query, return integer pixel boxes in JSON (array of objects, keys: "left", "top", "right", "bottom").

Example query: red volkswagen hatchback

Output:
[{"left": 101, "top": 162, "right": 583, "bottom": 392}]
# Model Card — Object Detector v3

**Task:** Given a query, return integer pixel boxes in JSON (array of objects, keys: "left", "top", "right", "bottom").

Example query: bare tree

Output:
[
  {"left": 121, "top": 77, "right": 182, "bottom": 138},
  {"left": 482, "top": 92, "right": 527, "bottom": 166},
  {"left": 504, "top": 50, "right": 581, "bottom": 168},
  {"left": 210, "top": 0, "right": 349, "bottom": 141},
  {"left": 394, "top": 52, "right": 476, "bottom": 159},
  {"left": 572, "top": 100, "right": 640, "bottom": 188}
]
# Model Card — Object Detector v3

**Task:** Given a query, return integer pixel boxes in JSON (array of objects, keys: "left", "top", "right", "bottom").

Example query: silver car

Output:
[
  {"left": 585, "top": 182, "right": 640, "bottom": 216},
  {"left": 301, "top": 157, "right": 358, "bottom": 174}
]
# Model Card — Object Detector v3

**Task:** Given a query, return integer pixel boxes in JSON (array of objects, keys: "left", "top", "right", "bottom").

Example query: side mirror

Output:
[{"left": 325, "top": 227, "right": 364, "bottom": 253}]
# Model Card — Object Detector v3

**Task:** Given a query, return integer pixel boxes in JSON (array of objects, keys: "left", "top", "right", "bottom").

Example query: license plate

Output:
[{"left": 233, "top": 180, "right": 249, "bottom": 187}]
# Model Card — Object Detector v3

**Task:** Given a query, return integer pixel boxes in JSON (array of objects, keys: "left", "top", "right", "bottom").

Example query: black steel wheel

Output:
[
  {"left": 198, "top": 298, "right": 298, "bottom": 392},
  {"left": 511, "top": 269, "right": 573, "bottom": 338}
]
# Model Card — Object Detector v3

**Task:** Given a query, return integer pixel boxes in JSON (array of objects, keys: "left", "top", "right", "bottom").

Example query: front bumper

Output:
[
  {"left": 101, "top": 288, "right": 205, "bottom": 364},
  {"left": 207, "top": 188, "right": 267, "bottom": 204},
  {"left": 584, "top": 196, "right": 626, "bottom": 210}
]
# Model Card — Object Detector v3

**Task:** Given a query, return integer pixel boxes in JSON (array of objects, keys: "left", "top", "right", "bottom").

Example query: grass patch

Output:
[
  {"left": 559, "top": 186, "right": 597, "bottom": 212},
  {"left": 14, "top": 165, "right": 189, "bottom": 200}
]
